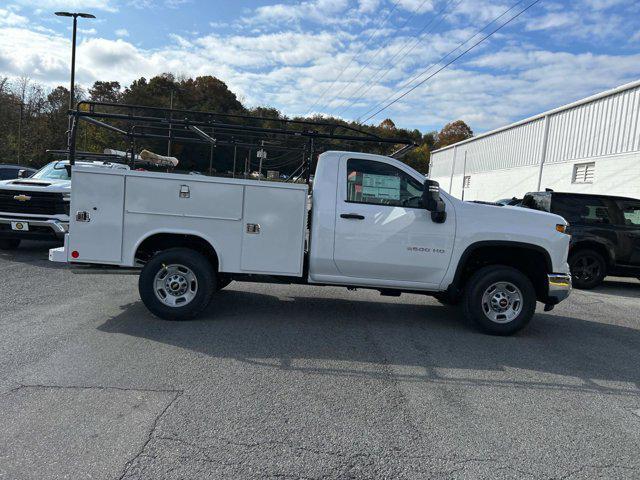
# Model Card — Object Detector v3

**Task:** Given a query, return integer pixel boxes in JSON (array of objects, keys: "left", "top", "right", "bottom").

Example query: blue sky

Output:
[{"left": 1, "top": 0, "right": 639, "bottom": 133}]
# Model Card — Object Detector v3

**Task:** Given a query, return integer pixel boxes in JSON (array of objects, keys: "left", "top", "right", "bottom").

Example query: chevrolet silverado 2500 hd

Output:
[{"left": 49, "top": 150, "right": 571, "bottom": 335}]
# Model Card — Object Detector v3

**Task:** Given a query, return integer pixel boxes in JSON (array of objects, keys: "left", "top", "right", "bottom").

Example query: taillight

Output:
[{"left": 71, "top": 250, "right": 79, "bottom": 259}]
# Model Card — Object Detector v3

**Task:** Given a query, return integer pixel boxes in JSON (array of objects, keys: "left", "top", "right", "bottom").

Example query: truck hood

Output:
[
  {"left": 452, "top": 199, "right": 570, "bottom": 273},
  {"left": 0, "top": 178, "right": 71, "bottom": 192},
  {"left": 458, "top": 200, "right": 567, "bottom": 228}
]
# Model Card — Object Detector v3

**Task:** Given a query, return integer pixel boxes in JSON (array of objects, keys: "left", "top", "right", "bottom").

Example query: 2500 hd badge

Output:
[{"left": 407, "top": 246, "right": 446, "bottom": 254}]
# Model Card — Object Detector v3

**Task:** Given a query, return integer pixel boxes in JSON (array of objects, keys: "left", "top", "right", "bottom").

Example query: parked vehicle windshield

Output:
[{"left": 31, "top": 162, "right": 70, "bottom": 181}]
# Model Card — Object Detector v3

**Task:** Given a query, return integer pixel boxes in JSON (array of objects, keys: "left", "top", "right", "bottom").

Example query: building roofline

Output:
[{"left": 432, "top": 78, "right": 640, "bottom": 154}]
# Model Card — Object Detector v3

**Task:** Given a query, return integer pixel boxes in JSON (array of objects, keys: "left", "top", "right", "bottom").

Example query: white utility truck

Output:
[{"left": 50, "top": 150, "right": 571, "bottom": 335}]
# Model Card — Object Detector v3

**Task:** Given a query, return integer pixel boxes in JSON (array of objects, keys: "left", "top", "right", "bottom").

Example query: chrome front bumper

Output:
[
  {"left": 547, "top": 273, "right": 572, "bottom": 304},
  {"left": 0, "top": 216, "right": 68, "bottom": 238}
]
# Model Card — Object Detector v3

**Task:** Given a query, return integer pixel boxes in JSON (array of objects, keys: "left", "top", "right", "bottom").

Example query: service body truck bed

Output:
[{"left": 62, "top": 167, "right": 308, "bottom": 276}]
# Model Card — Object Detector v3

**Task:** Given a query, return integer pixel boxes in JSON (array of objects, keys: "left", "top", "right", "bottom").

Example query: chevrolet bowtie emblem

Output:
[{"left": 13, "top": 194, "right": 31, "bottom": 202}]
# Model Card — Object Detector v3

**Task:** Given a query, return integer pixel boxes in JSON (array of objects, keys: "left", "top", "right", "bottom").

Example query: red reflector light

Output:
[{"left": 71, "top": 250, "right": 79, "bottom": 259}]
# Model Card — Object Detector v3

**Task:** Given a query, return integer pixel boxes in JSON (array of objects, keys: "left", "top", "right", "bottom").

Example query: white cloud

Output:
[
  {"left": 115, "top": 28, "right": 129, "bottom": 37},
  {"left": 15, "top": 0, "right": 118, "bottom": 13},
  {"left": 78, "top": 27, "right": 97, "bottom": 35},
  {"left": 526, "top": 12, "right": 573, "bottom": 31},
  {"left": 0, "top": 8, "right": 28, "bottom": 26},
  {"left": 244, "top": 0, "right": 362, "bottom": 27},
  {"left": 358, "top": 0, "right": 380, "bottom": 13},
  {"left": 397, "top": 0, "right": 435, "bottom": 14}
]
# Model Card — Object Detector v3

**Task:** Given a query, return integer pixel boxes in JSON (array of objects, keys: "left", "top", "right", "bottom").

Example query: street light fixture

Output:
[{"left": 55, "top": 11, "right": 96, "bottom": 157}]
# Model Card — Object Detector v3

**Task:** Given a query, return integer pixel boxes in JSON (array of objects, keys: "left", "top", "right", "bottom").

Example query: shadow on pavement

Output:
[
  {"left": 99, "top": 287, "right": 640, "bottom": 397},
  {"left": 0, "top": 240, "right": 65, "bottom": 269},
  {"left": 592, "top": 278, "right": 640, "bottom": 299}
]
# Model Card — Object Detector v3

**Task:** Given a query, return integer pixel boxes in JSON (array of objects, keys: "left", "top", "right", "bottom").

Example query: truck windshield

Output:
[{"left": 31, "top": 162, "right": 70, "bottom": 180}]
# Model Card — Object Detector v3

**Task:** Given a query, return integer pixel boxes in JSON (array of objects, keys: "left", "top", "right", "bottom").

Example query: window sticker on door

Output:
[{"left": 362, "top": 173, "right": 400, "bottom": 200}]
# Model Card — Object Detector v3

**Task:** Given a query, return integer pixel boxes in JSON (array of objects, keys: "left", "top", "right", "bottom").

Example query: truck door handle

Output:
[{"left": 340, "top": 213, "right": 365, "bottom": 220}]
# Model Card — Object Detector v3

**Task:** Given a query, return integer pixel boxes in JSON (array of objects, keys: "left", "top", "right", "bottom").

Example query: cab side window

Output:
[
  {"left": 617, "top": 200, "right": 640, "bottom": 226},
  {"left": 551, "top": 195, "right": 614, "bottom": 225},
  {"left": 346, "top": 158, "right": 423, "bottom": 208}
]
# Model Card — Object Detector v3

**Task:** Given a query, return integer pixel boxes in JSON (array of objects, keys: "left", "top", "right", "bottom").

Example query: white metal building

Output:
[{"left": 429, "top": 79, "right": 640, "bottom": 201}]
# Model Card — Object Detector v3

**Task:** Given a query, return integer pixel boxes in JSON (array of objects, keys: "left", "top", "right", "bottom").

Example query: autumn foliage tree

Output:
[{"left": 435, "top": 120, "right": 473, "bottom": 149}]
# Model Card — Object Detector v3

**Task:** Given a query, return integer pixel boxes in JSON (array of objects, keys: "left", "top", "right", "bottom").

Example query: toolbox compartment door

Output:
[
  {"left": 240, "top": 185, "right": 307, "bottom": 275},
  {"left": 68, "top": 170, "right": 125, "bottom": 264}
]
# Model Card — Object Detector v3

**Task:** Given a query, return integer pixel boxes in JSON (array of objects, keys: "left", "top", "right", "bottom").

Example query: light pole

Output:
[{"left": 55, "top": 11, "right": 95, "bottom": 155}]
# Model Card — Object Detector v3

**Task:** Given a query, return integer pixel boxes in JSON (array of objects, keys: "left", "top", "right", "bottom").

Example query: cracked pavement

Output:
[{"left": 1, "top": 241, "right": 639, "bottom": 479}]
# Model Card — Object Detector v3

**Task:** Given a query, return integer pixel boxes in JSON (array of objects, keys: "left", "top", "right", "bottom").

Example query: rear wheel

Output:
[
  {"left": 0, "top": 239, "right": 20, "bottom": 250},
  {"left": 139, "top": 248, "right": 215, "bottom": 321},
  {"left": 569, "top": 249, "right": 606, "bottom": 289},
  {"left": 463, "top": 265, "right": 536, "bottom": 335}
]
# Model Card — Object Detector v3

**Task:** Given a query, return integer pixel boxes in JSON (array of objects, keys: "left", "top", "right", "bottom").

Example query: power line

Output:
[
  {"left": 356, "top": 0, "right": 526, "bottom": 122},
  {"left": 304, "top": 0, "right": 402, "bottom": 117},
  {"left": 335, "top": 0, "right": 463, "bottom": 118},
  {"left": 360, "top": 0, "right": 540, "bottom": 124},
  {"left": 318, "top": 0, "right": 430, "bottom": 115}
]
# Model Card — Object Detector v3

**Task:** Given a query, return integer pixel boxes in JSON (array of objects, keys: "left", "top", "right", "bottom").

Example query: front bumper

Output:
[
  {"left": 0, "top": 216, "right": 68, "bottom": 241},
  {"left": 547, "top": 273, "right": 572, "bottom": 304}
]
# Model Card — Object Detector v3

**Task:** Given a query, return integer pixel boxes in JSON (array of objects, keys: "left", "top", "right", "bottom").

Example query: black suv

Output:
[{"left": 522, "top": 191, "right": 640, "bottom": 289}]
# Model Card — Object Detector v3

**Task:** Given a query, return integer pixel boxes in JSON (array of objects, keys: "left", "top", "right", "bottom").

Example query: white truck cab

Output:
[{"left": 50, "top": 150, "right": 571, "bottom": 335}]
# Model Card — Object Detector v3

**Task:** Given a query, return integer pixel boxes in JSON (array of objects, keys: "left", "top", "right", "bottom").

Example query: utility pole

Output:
[
  {"left": 232, "top": 144, "right": 237, "bottom": 178},
  {"left": 55, "top": 11, "right": 96, "bottom": 160},
  {"left": 257, "top": 143, "right": 267, "bottom": 180},
  {"left": 17, "top": 101, "right": 23, "bottom": 164},
  {"left": 167, "top": 89, "right": 174, "bottom": 156}
]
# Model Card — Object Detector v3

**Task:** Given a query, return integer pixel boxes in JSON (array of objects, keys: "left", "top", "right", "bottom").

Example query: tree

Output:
[
  {"left": 435, "top": 120, "right": 473, "bottom": 149},
  {"left": 89, "top": 81, "right": 121, "bottom": 102},
  {"left": 379, "top": 118, "right": 396, "bottom": 129}
]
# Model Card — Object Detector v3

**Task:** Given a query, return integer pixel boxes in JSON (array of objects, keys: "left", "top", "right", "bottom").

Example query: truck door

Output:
[
  {"left": 614, "top": 199, "right": 640, "bottom": 266},
  {"left": 333, "top": 156, "right": 455, "bottom": 287}
]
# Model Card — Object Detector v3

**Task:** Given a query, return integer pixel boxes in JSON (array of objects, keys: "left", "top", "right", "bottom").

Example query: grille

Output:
[{"left": 0, "top": 190, "right": 67, "bottom": 215}]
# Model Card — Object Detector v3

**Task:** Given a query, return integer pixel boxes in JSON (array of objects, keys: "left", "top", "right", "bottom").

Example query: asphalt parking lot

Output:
[{"left": 1, "top": 241, "right": 639, "bottom": 480}]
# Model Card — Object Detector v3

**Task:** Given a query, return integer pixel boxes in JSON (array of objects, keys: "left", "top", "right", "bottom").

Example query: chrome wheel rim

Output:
[
  {"left": 154, "top": 264, "right": 198, "bottom": 307},
  {"left": 481, "top": 281, "right": 523, "bottom": 324}
]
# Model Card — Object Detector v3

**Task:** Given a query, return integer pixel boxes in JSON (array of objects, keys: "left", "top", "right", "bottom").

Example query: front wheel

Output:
[
  {"left": 569, "top": 249, "right": 606, "bottom": 289},
  {"left": 139, "top": 248, "right": 215, "bottom": 321},
  {"left": 0, "top": 239, "right": 20, "bottom": 250},
  {"left": 463, "top": 265, "right": 537, "bottom": 335}
]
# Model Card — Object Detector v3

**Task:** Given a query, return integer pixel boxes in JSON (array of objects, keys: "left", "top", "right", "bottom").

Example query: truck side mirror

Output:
[
  {"left": 422, "top": 179, "right": 447, "bottom": 223},
  {"left": 17, "top": 169, "right": 30, "bottom": 178}
]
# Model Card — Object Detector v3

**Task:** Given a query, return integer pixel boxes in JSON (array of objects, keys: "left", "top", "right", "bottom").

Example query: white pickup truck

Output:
[{"left": 50, "top": 150, "right": 571, "bottom": 335}]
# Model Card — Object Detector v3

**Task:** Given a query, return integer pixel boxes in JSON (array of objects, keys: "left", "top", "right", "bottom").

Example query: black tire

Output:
[
  {"left": 138, "top": 248, "right": 215, "bottom": 321},
  {"left": 0, "top": 239, "right": 20, "bottom": 250},
  {"left": 463, "top": 265, "right": 537, "bottom": 336},
  {"left": 216, "top": 274, "right": 233, "bottom": 291},
  {"left": 569, "top": 249, "right": 606, "bottom": 289}
]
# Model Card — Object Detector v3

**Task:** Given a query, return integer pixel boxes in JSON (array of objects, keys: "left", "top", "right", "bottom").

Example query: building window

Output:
[
  {"left": 463, "top": 175, "right": 471, "bottom": 189},
  {"left": 572, "top": 162, "right": 595, "bottom": 184}
]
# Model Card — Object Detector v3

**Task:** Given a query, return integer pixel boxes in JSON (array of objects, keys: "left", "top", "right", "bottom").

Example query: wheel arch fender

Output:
[
  {"left": 448, "top": 240, "right": 553, "bottom": 298},
  {"left": 569, "top": 239, "right": 615, "bottom": 266},
  {"left": 129, "top": 228, "right": 222, "bottom": 271}
]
